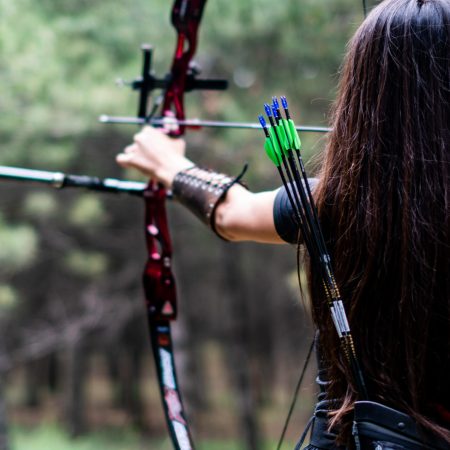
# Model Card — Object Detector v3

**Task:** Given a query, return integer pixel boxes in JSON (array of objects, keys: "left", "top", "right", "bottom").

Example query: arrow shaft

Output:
[{"left": 99, "top": 115, "right": 331, "bottom": 133}]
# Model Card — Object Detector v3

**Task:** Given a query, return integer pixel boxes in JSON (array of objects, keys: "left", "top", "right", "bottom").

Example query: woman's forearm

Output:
[{"left": 116, "top": 126, "right": 284, "bottom": 244}]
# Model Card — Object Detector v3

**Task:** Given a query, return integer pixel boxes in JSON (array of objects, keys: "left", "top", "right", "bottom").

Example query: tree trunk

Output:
[
  {"left": 120, "top": 347, "right": 143, "bottom": 428},
  {"left": 24, "top": 360, "right": 41, "bottom": 408},
  {"left": 63, "top": 340, "right": 87, "bottom": 437},
  {"left": 0, "top": 376, "right": 9, "bottom": 450},
  {"left": 47, "top": 353, "right": 59, "bottom": 393},
  {"left": 221, "top": 243, "right": 261, "bottom": 450}
]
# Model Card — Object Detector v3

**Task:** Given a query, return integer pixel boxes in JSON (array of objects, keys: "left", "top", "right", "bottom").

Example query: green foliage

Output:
[
  {"left": 0, "top": 216, "right": 38, "bottom": 273},
  {"left": 22, "top": 191, "right": 58, "bottom": 219},
  {"left": 10, "top": 423, "right": 273, "bottom": 450},
  {"left": 64, "top": 250, "right": 108, "bottom": 278},
  {"left": 0, "top": 284, "right": 19, "bottom": 311},
  {"left": 68, "top": 195, "right": 108, "bottom": 228},
  {"left": 11, "top": 424, "right": 143, "bottom": 450},
  {"left": 0, "top": 0, "right": 362, "bottom": 187},
  {"left": 198, "top": 440, "right": 256, "bottom": 450}
]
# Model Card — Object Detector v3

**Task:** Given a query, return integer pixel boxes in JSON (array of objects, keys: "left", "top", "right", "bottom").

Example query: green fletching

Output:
[
  {"left": 268, "top": 127, "right": 283, "bottom": 158},
  {"left": 281, "top": 119, "right": 293, "bottom": 144},
  {"left": 261, "top": 107, "right": 303, "bottom": 170},
  {"left": 287, "top": 119, "right": 301, "bottom": 150},
  {"left": 274, "top": 124, "right": 290, "bottom": 155},
  {"left": 264, "top": 137, "right": 281, "bottom": 166}
]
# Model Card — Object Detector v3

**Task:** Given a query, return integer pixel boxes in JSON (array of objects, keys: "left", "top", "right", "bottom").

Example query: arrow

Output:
[
  {"left": 99, "top": 114, "right": 331, "bottom": 133},
  {"left": 258, "top": 98, "right": 368, "bottom": 450}
]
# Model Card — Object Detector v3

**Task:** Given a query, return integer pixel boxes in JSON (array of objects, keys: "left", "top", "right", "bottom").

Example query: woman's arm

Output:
[
  {"left": 214, "top": 185, "right": 282, "bottom": 243},
  {"left": 116, "top": 126, "right": 285, "bottom": 244}
]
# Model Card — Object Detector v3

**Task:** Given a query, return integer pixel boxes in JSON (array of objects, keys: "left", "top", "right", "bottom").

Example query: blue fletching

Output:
[
  {"left": 264, "top": 103, "right": 272, "bottom": 117},
  {"left": 281, "top": 96, "right": 288, "bottom": 109},
  {"left": 258, "top": 115, "right": 267, "bottom": 128},
  {"left": 272, "top": 96, "right": 280, "bottom": 109}
]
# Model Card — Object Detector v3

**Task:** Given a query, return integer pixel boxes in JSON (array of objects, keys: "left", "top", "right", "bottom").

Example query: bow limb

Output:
[{"left": 162, "top": 0, "right": 208, "bottom": 135}]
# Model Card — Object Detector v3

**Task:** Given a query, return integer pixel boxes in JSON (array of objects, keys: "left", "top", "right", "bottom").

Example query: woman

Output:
[{"left": 117, "top": 0, "right": 449, "bottom": 447}]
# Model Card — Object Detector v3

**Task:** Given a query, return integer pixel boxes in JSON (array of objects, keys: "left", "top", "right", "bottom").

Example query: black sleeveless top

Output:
[{"left": 273, "top": 180, "right": 319, "bottom": 245}]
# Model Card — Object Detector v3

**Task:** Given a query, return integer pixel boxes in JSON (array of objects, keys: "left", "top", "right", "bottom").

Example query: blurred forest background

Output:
[{"left": 0, "top": 0, "right": 371, "bottom": 449}]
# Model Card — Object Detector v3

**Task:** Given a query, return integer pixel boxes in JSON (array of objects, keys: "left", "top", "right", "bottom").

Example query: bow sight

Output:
[{"left": 102, "top": 44, "right": 228, "bottom": 125}]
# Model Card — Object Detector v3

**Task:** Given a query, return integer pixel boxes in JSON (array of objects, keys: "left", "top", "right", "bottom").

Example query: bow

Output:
[
  {"left": 112, "top": 2, "right": 229, "bottom": 448},
  {"left": 100, "top": 2, "right": 332, "bottom": 448}
]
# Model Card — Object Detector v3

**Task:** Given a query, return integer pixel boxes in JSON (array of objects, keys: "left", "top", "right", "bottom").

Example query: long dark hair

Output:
[{"left": 311, "top": 0, "right": 449, "bottom": 443}]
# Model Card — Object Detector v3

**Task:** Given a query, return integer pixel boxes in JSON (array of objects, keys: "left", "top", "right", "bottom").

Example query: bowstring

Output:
[{"left": 276, "top": 337, "right": 315, "bottom": 450}]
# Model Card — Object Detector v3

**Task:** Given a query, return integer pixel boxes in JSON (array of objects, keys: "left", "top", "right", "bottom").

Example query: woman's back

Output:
[{"left": 311, "top": 0, "right": 449, "bottom": 444}]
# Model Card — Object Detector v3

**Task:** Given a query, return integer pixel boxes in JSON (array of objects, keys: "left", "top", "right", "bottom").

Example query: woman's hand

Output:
[{"left": 116, "top": 126, "right": 194, "bottom": 188}]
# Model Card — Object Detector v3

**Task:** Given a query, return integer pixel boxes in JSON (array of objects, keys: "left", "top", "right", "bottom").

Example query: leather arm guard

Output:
[{"left": 172, "top": 164, "right": 248, "bottom": 238}]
